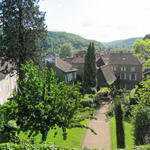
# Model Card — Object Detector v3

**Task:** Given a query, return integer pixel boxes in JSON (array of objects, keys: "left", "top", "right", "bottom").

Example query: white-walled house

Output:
[{"left": 0, "top": 59, "right": 17, "bottom": 105}]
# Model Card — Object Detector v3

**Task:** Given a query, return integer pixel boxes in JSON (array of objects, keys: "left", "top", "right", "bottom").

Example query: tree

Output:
[
  {"left": 0, "top": 0, "right": 47, "bottom": 79},
  {"left": 131, "top": 77, "right": 150, "bottom": 144},
  {"left": 59, "top": 43, "right": 73, "bottom": 58},
  {"left": 11, "top": 61, "right": 95, "bottom": 141},
  {"left": 83, "top": 42, "right": 97, "bottom": 94},
  {"left": 133, "top": 39, "right": 150, "bottom": 69},
  {"left": 114, "top": 97, "right": 125, "bottom": 148}
]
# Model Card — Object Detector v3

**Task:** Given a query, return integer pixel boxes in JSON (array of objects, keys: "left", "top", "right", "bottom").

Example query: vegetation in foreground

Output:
[{"left": 110, "top": 117, "right": 135, "bottom": 149}]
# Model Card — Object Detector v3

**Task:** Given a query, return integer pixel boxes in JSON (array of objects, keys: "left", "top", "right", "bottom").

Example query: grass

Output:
[
  {"left": 19, "top": 119, "right": 88, "bottom": 148},
  {"left": 110, "top": 117, "right": 135, "bottom": 149}
]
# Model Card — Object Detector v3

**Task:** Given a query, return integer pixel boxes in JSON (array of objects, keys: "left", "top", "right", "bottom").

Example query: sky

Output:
[{"left": 39, "top": 0, "right": 150, "bottom": 42}]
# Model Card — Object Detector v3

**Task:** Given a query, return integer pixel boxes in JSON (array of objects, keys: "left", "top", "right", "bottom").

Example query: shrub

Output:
[
  {"left": 131, "top": 104, "right": 150, "bottom": 145},
  {"left": 114, "top": 97, "right": 125, "bottom": 148},
  {"left": 81, "top": 94, "right": 95, "bottom": 107},
  {"left": 95, "top": 87, "right": 111, "bottom": 106}
]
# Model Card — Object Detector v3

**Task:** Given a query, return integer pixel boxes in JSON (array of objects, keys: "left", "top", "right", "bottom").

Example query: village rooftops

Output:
[{"left": 47, "top": 57, "right": 77, "bottom": 73}]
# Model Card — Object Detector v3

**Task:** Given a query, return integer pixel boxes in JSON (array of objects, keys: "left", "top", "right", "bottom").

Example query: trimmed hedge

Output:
[
  {"left": 0, "top": 143, "right": 73, "bottom": 150},
  {"left": 0, "top": 143, "right": 149, "bottom": 150}
]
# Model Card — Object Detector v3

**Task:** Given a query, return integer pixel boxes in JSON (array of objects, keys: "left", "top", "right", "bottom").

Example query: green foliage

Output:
[
  {"left": 0, "top": 0, "right": 47, "bottom": 79},
  {"left": 11, "top": 61, "right": 95, "bottom": 142},
  {"left": 45, "top": 31, "right": 105, "bottom": 54},
  {"left": 114, "top": 98, "right": 125, "bottom": 148},
  {"left": 104, "top": 37, "right": 142, "bottom": 49},
  {"left": 59, "top": 43, "right": 73, "bottom": 58},
  {"left": 83, "top": 42, "right": 97, "bottom": 94},
  {"left": 18, "top": 120, "right": 88, "bottom": 148},
  {"left": 131, "top": 105, "right": 150, "bottom": 145},
  {"left": 134, "top": 76, "right": 150, "bottom": 106},
  {"left": 130, "top": 77, "right": 150, "bottom": 145},
  {"left": 96, "top": 87, "right": 110, "bottom": 96},
  {"left": 133, "top": 39, "right": 150, "bottom": 70},
  {"left": 81, "top": 94, "right": 95, "bottom": 107},
  {"left": 110, "top": 117, "right": 135, "bottom": 149},
  {"left": 111, "top": 47, "right": 130, "bottom": 52}
]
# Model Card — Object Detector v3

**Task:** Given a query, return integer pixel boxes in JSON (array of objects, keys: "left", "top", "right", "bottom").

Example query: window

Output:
[
  {"left": 121, "top": 66, "right": 126, "bottom": 71},
  {"left": 0, "top": 97, "right": 3, "bottom": 105},
  {"left": 131, "top": 67, "right": 135, "bottom": 72},
  {"left": 120, "top": 73, "right": 126, "bottom": 80},
  {"left": 112, "top": 66, "right": 116, "bottom": 71},
  {"left": 66, "top": 73, "right": 73, "bottom": 82},
  {"left": 130, "top": 73, "right": 137, "bottom": 81}
]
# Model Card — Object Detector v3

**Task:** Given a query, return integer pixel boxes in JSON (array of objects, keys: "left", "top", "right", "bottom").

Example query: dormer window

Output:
[{"left": 121, "top": 66, "right": 126, "bottom": 71}]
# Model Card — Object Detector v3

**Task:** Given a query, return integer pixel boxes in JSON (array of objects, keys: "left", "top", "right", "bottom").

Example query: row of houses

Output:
[
  {"left": 0, "top": 49, "right": 143, "bottom": 105},
  {"left": 44, "top": 51, "right": 143, "bottom": 90}
]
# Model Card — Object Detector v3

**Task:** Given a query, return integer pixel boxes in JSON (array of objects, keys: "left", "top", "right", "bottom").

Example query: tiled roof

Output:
[
  {"left": 72, "top": 57, "right": 85, "bottom": 64},
  {"left": 100, "top": 65, "right": 116, "bottom": 84},
  {"left": 0, "top": 58, "right": 14, "bottom": 79},
  {"left": 48, "top": 57, "right": 77, "bottom": 73},
  {"left": 109, "top": 53, "right": 141, "bottom": 65}
]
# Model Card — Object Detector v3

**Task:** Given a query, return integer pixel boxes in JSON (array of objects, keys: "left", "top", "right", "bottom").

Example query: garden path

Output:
[{"left": 82, "top": 101, "right": 111, "bottom": 150}]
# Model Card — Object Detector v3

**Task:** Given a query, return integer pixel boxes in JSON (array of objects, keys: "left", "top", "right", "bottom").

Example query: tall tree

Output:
[
  {"left": 0, "top": 0, "right": 47, "bottom": 79},
  {"left": 83, "top": 42, "right": 97, "bottom": 94},
  {"left": 59, "top": 43, "right": 73, "bottom": 58},
  {"left": 10, "top": 61, "right": 95, "bottom": 141},
  {"left": 114, "top": 97, "right": 125, "bottom": 148},
  {"left": 133, "top": 39, "right": 150, "bottom": 70}
]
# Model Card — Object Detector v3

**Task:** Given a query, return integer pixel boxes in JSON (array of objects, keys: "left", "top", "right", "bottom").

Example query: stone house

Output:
[
  {"left": 109, "top": 52, "right": 142, "bottom": 90},
  {"left": 43, "top": 54, "right": 77, "bottom": 83}
]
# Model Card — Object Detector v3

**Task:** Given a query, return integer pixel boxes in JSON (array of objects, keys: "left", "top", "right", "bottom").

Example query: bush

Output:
[
  {"left": 95, "top": 87, "right": 111, "bottom": 106},
  {"left": 0, "top": 120, "right": 19, "bottom": 144},
  {"left": 81, "top": 94, "right": 95, "bottom": 107},
  {"left": 0, "top": 143, "right": 150, "bottom": 150},
  {"left": 131, "top": 104, "right": 150, "bottom": 145}
]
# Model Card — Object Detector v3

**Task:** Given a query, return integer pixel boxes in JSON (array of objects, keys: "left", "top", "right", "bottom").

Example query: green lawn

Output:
[
  {"left": 19, "top": 120, "right": 88, "bottom": 148},
  {"left": 110, "top": 117, "right": 135, "bottom": 149}
]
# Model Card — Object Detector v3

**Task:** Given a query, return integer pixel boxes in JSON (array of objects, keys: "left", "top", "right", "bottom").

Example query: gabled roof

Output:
[
  {"left": 48, "top": 57, "right": 77, "bottom": 73},
  {"left": 109, "top": 52, "right": 141, "bottom": 66},
  {"left": 100, "top": 65, "right": 117, "bottom": 85}
]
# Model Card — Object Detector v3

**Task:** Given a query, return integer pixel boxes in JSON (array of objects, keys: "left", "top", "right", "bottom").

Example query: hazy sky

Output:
[{"left": 39, "top": 0, "right": 150, "bottom": 42}]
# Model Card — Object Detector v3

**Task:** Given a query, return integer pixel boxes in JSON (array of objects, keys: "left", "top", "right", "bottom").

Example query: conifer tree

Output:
[
  {"left": 0, "top": 0, "right": 47, "bottom": 79},
  {"left": 114, "top": 98, "right": 125, "bottom": 148},
  {"left": 83, "top": 42, "right": 97, "bottom": 93}
]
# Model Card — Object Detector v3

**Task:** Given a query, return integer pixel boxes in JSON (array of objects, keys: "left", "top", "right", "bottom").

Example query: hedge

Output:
[{"left": 0, "top": 143, "right": 149, "bottom": 150}]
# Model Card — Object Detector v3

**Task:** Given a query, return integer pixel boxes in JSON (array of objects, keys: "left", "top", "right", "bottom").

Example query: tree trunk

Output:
[{"left": 41, "top": 130, "right": 48, "bottom": 142}]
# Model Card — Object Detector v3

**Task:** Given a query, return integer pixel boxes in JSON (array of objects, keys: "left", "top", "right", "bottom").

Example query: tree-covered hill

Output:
[
  {"left": 103, "top": 37, "right": 142, "bottom": 49},
  {"left": 45, "top": 31, "right": 105, "bottom": 54}
]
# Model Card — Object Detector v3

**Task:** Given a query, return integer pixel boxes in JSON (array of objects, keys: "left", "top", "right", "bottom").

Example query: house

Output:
[
  {"left": 0, "top": 59, "right": 17, "bottom": 105},
  {"left": 64, "top": 56, "right": 85, "bottom": 81},
  {"left": 109, "top": 52, "right": 142, "bottom": 90},
  {"left": 43, "top": 54, "right": 77, "bottom": 83}
]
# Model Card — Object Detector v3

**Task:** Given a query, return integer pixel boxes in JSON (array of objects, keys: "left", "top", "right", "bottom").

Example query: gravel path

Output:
[{"left": 82, "top": 102, "right": 111, "bottom": 150}]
